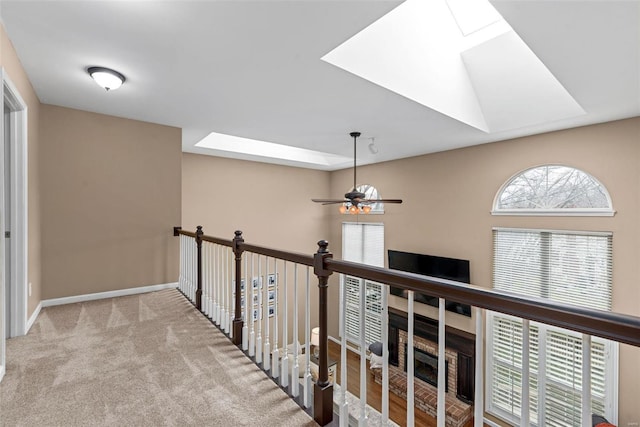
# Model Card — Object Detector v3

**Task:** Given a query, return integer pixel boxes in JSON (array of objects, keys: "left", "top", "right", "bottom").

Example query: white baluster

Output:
[
  {"left": 359, "top": 277, "right": 367, "bottom": 427},
  {"left": 228, "top": 248, "right": 233, "bottom": 338},
  {"left": 437, "top": 298, "right": 445, "bottom": 427},
  {"left": 210, "top": 243, "right": 215, "bottom": 317},
  {"left": 187, "top": 235, "right": 190, "bottom": 297},
  {"left": 242, "top": 254, "right": 249, "bottom": 351},
  {"left": 280, "top": 262, "right": 289, "bottom": 388},
  {"left": 208, "top": 243, "right": 218, "bottom": 325},
  {"left": 221, "top": 246, "right": 227, "bottom": 332},
  {"left": 407, "top": 291, "right": 415, "bottom": 427},
  {"left": 474, "top": 307, "right": 484, "bottom": 427},
  {"left": 215, "top": 244, "right": 222, "bottom": 325},
  {"left": 264, "top": 257, "right": 271, "bottom": 372},
  {"left": 188, "top": 237, "right": 194, "bottom": 302},
  {"left": 249, "top": 253, "right": 255, "bottom": 357},
  {"left": 522, "top": 319, "right": 530, "bottom": 427},
  {"left": 303, "top": 267, "right": 312, "bottom": 408},
  {"left": 291, "top": 263, "right": 299, "bottom": 397},
  {"left": 582, "top": 334, "right": 592, "bottom": 427},
  {"left": 339, "top": 275, "right": 349, "bottom": 427},
  {"left": 203, "top": 242, "right": 209, "bottom": 316},
  {"left": 178, "top": 235, "right": 183, "bottom": 294},
  {"left": 272, "top": 259, "right": 279, "bottom": 379},
  {"left": 191, "top": 237, "right": 196, "bottom": 302},
  {"left": 178, "top": 235, "right": 183, "bottom": 293},
  {"left": 227, "top": 247, "right": 233, "bottom": 335},
  {"left": 382, "top": 283, "right": 389, "bottom": 424},
  {"left": 256, "top": 255, "right": 263, "bottom": 364}
]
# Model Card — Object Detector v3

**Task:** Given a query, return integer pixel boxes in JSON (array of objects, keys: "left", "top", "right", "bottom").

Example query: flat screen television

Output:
[{"left": 388, "top": 249, "right": 471, "bottom": 317}]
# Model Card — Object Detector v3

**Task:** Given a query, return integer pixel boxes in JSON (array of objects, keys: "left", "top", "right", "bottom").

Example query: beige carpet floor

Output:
[{"left": 0, "top": 289, "right": 316, "bottom": 426}]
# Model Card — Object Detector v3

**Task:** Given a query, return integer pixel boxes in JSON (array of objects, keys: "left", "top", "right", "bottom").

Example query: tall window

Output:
[
  {"left": 488, "top": 229, "right": 617, "bottom": 426},
  {"left": 341, "top": 222, "right": 384, "bottom": 347},
  {"left": 489, "top": 165, "right": 617, "bottom": 426}
]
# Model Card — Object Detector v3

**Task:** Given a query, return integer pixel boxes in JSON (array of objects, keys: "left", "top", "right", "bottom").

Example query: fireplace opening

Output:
[{"left": 404, "top": 344, "right": 448, "bottom": 392}]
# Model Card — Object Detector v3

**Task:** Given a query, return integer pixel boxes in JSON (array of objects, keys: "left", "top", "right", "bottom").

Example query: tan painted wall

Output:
[
  {"left": 1, "top": 25, "right": 42, "bottom": 318},
  {"left": 39, "top": 105, "right": 181, "bottom": 299},
  {"left": 182, "top": 153, "right": 330, "bottom": 252},
  {"left": 327, "top": 117, "right": 640, "bottom": 424},
  {"left": 182, "top": 153, "right": 331, "bottom": 342}
]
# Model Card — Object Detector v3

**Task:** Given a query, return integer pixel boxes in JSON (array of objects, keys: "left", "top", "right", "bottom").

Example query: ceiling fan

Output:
[{"left": 312, "top": 132, "right": 403, "bottom": 214}]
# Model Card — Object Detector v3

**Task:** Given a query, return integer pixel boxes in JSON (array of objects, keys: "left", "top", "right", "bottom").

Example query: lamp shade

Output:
[
  {"left": 311, "top": 327, "right": 320, "bottom": 347},
  {"left": 88, "top": 66, "right": 125, "bottom": 91}
]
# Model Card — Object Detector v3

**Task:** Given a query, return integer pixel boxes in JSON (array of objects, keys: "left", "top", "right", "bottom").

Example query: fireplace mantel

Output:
[{"left": 388, "top": 307, "right": 475, "bottom": 403}]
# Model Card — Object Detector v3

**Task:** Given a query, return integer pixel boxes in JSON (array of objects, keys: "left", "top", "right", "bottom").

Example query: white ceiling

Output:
[{"left": 1, "top": 0, "right": 638, "bottom": 171}]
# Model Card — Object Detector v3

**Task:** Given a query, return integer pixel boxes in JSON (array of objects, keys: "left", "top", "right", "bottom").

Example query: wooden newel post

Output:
[
  {"left": 313, "top": 239, "right": 333, "bottom": 426},
  {"left": 195, "top": 226, "right": 203, "bottom": 310},
  {"left": 232, "top": 230, "right": 245, "bottom": 346}
]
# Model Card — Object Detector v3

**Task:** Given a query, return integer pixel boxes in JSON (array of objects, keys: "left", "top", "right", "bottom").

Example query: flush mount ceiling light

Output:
[{"left": 87, "top": 66, "right": 125, "bottom": 91}]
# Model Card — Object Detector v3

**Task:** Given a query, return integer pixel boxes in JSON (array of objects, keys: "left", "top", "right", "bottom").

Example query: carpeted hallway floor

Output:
[{"left": 0, "top": 289, "right": 316, "bottom": 426}]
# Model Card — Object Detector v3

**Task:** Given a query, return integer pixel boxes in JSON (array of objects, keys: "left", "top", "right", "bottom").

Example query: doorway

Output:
[{"left": 1, "top": 70, "right": 29, "bottom": 382}]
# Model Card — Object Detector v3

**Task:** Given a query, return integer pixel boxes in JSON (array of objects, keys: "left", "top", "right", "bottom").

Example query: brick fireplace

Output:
[
  {"left": 388, "top": 307, "right": 475, "bottom": 404},
  {"left": 398, "top": 330, "right": 457, "bottom": 397}
]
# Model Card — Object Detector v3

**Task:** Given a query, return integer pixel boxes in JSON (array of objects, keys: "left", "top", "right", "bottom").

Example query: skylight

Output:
[
  {"left": 445, "top": 0, "right": 502, "bottom": 36},
  {"left": 195, "top": 132, "right": 351, "bottom": 167},
  {"left": 322, "top": 0, "right": 584, "bottom": 134}
]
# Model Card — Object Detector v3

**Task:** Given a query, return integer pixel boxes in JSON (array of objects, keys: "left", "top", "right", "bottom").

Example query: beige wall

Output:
[
  {"left": 182, "top": 153, "right": 330, "bottom": 252},
  {"left": 182, "top": 153, "right": 331, "bottom": 340},
  {"left": 1, "top": 25, "right": 42, "bottom": 317},
  {"left": 39, "top": 105, "right": 181, "bottom": 299},
  {"left": 327, "top": 117, "right": 640, "bottom": 424}
]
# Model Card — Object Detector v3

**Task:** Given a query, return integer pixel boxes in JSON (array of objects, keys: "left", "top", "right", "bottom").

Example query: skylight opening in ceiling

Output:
[
  {"left": 195, "top": 132, "right": 351, "bottom": 167},
  {"left": 321, "top": 0, "right": 584, "bottom": 134},
  {"left": 445, "top": 0, "right": 503, "bottom": 37}
]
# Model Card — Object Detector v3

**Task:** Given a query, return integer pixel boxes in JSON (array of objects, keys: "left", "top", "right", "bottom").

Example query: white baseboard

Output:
[
  {"left": 41, "top": 282, "right": 178, "bottom": 308},
  {"left": 25, "top": 302, "right": 42, "bottom": 333}
]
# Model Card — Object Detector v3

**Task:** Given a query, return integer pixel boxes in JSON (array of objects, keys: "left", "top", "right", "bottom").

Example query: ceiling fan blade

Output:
[
  {"left": 312, "top": 199, "right": 347, "bottom": 204},
  {"left": 362, "top": 199, "right": 403, "bottom": 204},
  {"left": 322, "top": 201, "right": 348, "bottom": 205}
]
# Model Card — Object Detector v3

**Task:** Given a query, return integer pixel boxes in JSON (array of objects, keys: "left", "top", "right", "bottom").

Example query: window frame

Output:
[
  {"left": 492, "top": 165, "right": 615, "bottom": 217},
  {"left": 486, "top": 312, "right": 619, "bottom": 426},
  {"left": 488, "top": 227, "right": 618, "bottom": 425},
  {"left": 340, "top": 222, "right": 385, "bottom": 348}
]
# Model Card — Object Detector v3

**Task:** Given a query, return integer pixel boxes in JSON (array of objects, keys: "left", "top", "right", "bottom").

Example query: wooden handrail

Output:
[
  {"left": 240, "top": 243, "right": 314, "bottom": 267},
  {"left": 174, "top": 226, "right": 640, "bottom": 426},
  {"left": 325, "top": 258, "right": 640, "bottom": 347}
]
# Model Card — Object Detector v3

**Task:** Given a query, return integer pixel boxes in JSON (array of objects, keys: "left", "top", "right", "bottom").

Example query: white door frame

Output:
[{"left": 0, "top": 69, "right": 29, "bottom": 382}]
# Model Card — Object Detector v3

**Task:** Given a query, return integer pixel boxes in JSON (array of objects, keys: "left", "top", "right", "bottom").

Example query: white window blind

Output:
[
  {"left": 341, "top": 222, "right": 384, "bottom": 347},
  {"left": 488, "top": 228, "right": 616, "bottom": 426}
]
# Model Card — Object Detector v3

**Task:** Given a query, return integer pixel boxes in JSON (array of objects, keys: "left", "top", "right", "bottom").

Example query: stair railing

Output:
[{"left": 174, "top": 226, "right": 640, "bottom": 427}]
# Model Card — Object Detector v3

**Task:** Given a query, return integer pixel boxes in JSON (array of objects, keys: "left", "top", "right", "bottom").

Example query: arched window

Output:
[{"left": 492, "top": 165, "right": 614, "bottom": 216}]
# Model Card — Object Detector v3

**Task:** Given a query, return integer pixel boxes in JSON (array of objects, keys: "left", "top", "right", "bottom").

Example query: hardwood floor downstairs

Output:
[{"left": 327, "top": 340, "right": 478, "bottom": 427}]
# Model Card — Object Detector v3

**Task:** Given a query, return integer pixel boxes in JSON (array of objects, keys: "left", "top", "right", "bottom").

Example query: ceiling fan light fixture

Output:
[
  {"left": 87, "top": 66, "right": 125, "bottom": 91},
  {"left": 312, "top": 132, "right": 403, "bottom": 211}
]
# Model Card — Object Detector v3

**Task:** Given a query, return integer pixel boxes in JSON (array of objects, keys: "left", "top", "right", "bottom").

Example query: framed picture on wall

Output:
[
  {"left": 267, "top": 273, "right": 277, "bottom": 287},
  {"left": 268, "top": 304, "right": 275, "bottom": 318},
  {"left": 252, "top": 276, "right": 262, "bottom": 290}
]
